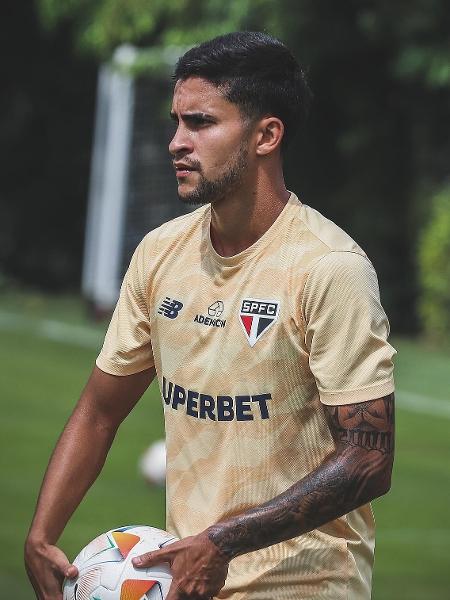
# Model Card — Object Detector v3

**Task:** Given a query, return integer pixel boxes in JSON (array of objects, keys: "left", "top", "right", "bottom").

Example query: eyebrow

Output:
[{"left": 170, "top": 111, "right": 216, "bottom": 122}]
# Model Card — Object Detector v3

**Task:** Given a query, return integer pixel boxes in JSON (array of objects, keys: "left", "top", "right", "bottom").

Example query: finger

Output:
[
  {"left": 165, "top": 582, "right": 182, "bottom": 600},
  {"left": 165, "top": 586, "right": 208, "bottom": 600},
  {"left": 25, "top": 545, "right": 76, "bottom": 599},
  {"left": 47, "top": 546, "right": 79, "bottom": 579},
  {"left": 63, "top": 565, "right": 78, "bottom": 579},
  {"left": 132, "top": 547, "right": 173, "bottom": 568}
]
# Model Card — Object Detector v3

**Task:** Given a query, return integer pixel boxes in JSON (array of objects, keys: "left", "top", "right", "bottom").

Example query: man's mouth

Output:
[
  {"left": 176, "top": 171, "right": 194, "bottom": 179},
  {"left": 174, "top": 164, "right": 197, "bottom": 179}
]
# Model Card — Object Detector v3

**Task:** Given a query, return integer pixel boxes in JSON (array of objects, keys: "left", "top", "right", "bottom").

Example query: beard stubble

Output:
[{"left": 177, "top": 144, "right": 249, "bottom": 206}]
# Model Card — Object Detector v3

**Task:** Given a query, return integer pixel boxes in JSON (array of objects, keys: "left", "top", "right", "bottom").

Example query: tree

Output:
[{"left": 24, "top": 0, "right": 450, "bottom": 332}]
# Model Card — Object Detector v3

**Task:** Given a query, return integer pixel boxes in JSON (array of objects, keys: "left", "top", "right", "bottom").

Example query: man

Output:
[{"left": 25, "top": 31, "right": 396, "bottom": 600}]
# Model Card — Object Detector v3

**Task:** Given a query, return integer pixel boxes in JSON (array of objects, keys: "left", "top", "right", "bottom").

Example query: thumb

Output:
[
  {"left": 48, "top": 546, "right": 79, "bottom": 579},
  {"left": 132, "top": 548, "right": 172, "bottom": 569},
  {"left": 64, "top": 564, "right": 79, "bottom": 579}
]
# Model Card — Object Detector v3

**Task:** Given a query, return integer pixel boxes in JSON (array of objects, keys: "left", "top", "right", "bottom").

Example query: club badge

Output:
[{"left": 239, "top": 298, "right": 280, "bottom": 347}]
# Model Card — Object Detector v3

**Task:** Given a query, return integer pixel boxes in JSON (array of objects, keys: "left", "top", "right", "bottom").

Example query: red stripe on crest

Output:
[{"left": 240, "top": 315, "right": 253, "bottom": 336}]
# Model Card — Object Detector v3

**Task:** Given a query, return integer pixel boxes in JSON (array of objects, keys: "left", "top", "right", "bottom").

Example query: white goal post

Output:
[{"left": 82, "top": 45, "right": 191, "bottom": 314}]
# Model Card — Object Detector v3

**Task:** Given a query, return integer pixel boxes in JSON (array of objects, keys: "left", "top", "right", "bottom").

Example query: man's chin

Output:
[{"left": 177, "top": 185, "right": 210, "bottom": 206}]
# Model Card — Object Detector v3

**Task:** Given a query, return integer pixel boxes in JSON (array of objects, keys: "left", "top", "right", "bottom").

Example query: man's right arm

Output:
[{"left": 25, "top": 365, "right": 156, "bottom": 600}]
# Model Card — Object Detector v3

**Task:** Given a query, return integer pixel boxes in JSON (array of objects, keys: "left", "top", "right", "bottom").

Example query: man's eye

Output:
[{"left": 188, "top": 116, "right": 210, "bottom": 127}]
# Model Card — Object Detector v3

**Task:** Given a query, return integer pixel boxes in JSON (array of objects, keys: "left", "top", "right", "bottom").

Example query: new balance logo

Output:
[{"left": 158, "top": 297, "right": 184, "bottom": 319}]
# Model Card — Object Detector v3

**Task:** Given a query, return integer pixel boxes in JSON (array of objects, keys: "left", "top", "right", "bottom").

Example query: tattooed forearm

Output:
[{"left": 208, "top": 394, "right": 395, "bottom": 560}]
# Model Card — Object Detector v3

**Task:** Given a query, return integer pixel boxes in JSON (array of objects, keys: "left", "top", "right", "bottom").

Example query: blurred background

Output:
[{"left": 1, "top": 1, "right": 449, "bottom": 598}]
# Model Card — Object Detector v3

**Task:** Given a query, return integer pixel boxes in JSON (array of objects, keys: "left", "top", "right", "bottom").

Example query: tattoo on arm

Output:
[
  {"left": 326, "top": 394, "right": 395, "bottom": 454},
  {"left": 208, "top": 394, "right": 395, "bottom": 560}
]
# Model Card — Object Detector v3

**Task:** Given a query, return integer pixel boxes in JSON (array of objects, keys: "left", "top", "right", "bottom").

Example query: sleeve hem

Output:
[
  {"left": 95, "top": 355, "right": 154, "bottom": 377},
  {"left": 319, "top": 378, "right": 395, "bottom": 406}
]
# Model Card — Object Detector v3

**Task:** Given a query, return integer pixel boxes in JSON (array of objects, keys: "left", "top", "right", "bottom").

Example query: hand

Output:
[
  {"left": 25, "top": 537, "right": 78, "bottom": 600},
  {"left": 132, "top": 531, "right": 229, "bottom": 600}
]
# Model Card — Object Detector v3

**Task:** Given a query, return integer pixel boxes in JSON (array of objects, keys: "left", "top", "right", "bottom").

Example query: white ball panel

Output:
[
  {"left": 63, "top": 525, "right": 178, "bottom": 600},
  {"left": 83, "top": 533, "right": 114, "bottom": 561}
]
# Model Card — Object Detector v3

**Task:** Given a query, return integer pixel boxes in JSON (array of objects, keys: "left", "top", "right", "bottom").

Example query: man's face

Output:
[{"left": 169, "top": 77, "right": 251, "bottom": 205}]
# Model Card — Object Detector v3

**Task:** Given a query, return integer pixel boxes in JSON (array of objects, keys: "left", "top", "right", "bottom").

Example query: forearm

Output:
[
  {"left": 27, "top": 365, "right": 154, "bottom": 545},
  {"left": 208, "top": 394, "right": 395, "bottom": 559},
  {"left": 208, "top": 448, "right": 389, "bottom": 558},
  {"left": 28, "top": 401, "right": 117, "bottom": 545}
]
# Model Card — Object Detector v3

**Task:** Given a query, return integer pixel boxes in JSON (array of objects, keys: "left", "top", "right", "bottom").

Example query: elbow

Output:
[
  {"left": 364, "top": 462, "right": 394, "bottom": 502},
  {"left": 353, "top": 474, "right": 391, "bottom": 507},
  {"left": 374, "top": 474, "right": 392, "bottom": 498},
  {"left": 376, "top": 453, "right": 394, "bottom": 497},
  {"left": 351, "top": 453, "right": 394, "bottom": 505}
]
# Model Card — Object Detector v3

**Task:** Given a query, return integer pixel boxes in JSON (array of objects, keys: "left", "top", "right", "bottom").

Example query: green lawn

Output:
[{"left": 1, "top": 294, "right": 449, "bottom": 599}]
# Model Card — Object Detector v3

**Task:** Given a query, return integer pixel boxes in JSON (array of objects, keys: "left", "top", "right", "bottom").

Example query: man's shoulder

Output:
[
  {"left": 297, "top": 204, "right": 367, "bottom": 264},
  {"left": 138, "top": 204, "right": 208, "bottom": 255},
  {"left": 296, "top": 202, "right": 367, "bottom": 258}
]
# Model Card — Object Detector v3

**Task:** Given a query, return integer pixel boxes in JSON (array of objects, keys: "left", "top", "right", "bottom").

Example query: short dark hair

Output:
[{"left": 173, "top": 31, "right": 312, "bottom": 148}]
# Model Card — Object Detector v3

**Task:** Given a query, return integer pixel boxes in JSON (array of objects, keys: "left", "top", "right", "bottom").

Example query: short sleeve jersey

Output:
[{"left": 97, "top": 193, "right": 396, "bottom": 600}]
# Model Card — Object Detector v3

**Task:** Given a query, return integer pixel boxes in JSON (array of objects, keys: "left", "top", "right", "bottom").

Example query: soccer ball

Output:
[
  {"left": 139, "top": 440, "right": 166, "bottom": 486},
  {"left": 63, "top": 525, "right": 178, "bottom": 600}
]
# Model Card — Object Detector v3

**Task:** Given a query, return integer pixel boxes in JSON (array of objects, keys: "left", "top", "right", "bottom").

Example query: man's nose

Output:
[{"left": 169, "top": 125, "right": 193, "bottom": 157}]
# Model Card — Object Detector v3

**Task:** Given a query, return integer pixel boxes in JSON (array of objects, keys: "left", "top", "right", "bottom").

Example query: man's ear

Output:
[{"left": 255, "top": 117, "right": 284, "bottom": 156}]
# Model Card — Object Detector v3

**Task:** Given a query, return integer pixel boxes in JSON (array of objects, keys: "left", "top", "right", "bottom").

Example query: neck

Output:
[{"left": 210, "top": 165, "right": 289, "bottom": 257}]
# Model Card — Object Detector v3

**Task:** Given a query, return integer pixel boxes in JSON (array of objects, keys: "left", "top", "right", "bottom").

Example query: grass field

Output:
[{"left": 1, "top": 292, "right": 449, "bottom": 599}]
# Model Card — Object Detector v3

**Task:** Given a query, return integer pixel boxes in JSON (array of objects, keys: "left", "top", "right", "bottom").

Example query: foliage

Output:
[
  {"left": 36, "top": 0, "right": 280, "bottom": 59},
  {"left": 354, "top": 1, "right": 450, "bottom": 89},
  {"left": 418, "top": 187, "right": 450, "bottom": 343},
  {"left": 36, "top": 0, "right": 450, "bottom": 90},
  {"left": 4, "top": 1, "right": 446, "bottom": 331}
]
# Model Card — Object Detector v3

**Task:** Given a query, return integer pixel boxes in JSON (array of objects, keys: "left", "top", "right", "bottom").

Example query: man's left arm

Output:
[
  {"left": 133, "top": 393, "right": 394, "bottom": 599},
  {"left": 207, "top": 393, "right": 394, "bottom": 557}
]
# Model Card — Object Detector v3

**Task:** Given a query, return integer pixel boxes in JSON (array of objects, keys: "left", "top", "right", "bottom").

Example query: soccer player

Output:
[{"left": 25, "top": 32, "right": 396, "bottom": 600}]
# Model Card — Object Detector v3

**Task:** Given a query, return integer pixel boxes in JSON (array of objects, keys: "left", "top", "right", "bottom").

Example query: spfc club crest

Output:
[{"left": 239, "top": 298, "right": 280, "bottom": 347}]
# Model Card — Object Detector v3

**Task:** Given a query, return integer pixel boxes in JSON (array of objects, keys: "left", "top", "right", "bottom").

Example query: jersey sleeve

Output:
[
  {"left": 96, "top": 239, "right": 154, "bottom": 376},
  {"left": 301, "top": 251, "right": 396, "bottom": 405}
]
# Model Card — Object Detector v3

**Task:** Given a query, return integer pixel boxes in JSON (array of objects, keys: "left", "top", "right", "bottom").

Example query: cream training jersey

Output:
[{"left": 96, "top": 193, "right": 396, "bottom": 600}]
